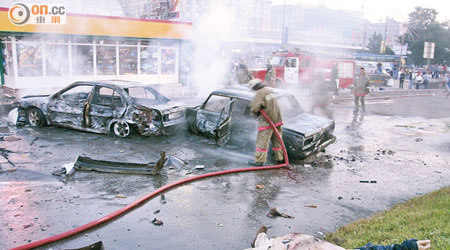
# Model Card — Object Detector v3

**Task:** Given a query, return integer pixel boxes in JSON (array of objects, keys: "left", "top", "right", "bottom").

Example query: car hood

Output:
[
  {"left": 134, "top": 99, "right": 185, "bottom": 114},
  {"left": 20, "top": 95, "right": 50, "bottom": 108},
  {"left": 283, "top": 113, "right": 334, "bottom": 137}
]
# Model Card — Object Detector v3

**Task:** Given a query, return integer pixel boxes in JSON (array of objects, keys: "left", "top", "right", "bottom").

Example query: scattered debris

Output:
[
  {"left": 22, "top": 223, "right": 34, "bottom": 229},
  {"left": 154, "top": 209, "right": 160, "bottom": 214},
  {"left": 360, "top": 181, "right": 377, "bottom": 184},
  {"left": 160, "top": 194, "right": 166, "bottom": 204},
  {"left": 52, "top": 162, "right": 76, "bottom": 177},
  {"left": 41, "top": 227, "right": 46, "bottom": 231},
  {"left": 415, "top": 138, "right": 423, "bottom": 142},
  {"left": 152, "top": 218, "right": 163, "bottom": 226},
  {"left": 217, "top": 222, "right": 224, "bottom": 227},
  {"left": 25, "top": 189, "right": 32, "bottom": 192},
  {"left": 338, "top": 196, "right": 343, "bottom": 200},
  {"left": 115, "top": 195, "right": 127, "bottom": 199},
  {"left": 63, "top": 240, "right": 104, "bottom": 250},
  {"left": 267, "top": 208, "right": 294, "bottom": 219},
  {"left": 304, "top": 205, "right": 317, "bottom": 208},
  {"left": 6, "top": 168, "right": 17, "bottom": 172},
  {"left": 195, "top": 165, "right": 205, "bottom": 170},
  {"left": 256, "top": 184, "right": 265, "bottom": 189},
  {"left": 30, "top": 137, "right": 39, "bottom": 145},
  {"left": 304, "top": 164, "right": 312, "bottom": 168}
]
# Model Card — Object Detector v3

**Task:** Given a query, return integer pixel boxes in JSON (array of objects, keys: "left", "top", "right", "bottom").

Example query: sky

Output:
[{"left": 273, "top": 0, "right": 450, "bottom": 23}]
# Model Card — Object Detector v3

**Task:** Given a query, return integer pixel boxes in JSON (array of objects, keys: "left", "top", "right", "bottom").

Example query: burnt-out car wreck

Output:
[
  {"left": 186, "top": 86, "right": 336, "bottom": 160},
  {"left": 18, "top": 80, "right": 185, "bottom": 138}
]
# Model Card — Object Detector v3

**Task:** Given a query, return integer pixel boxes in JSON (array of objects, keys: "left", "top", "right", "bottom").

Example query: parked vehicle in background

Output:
[
  {"left": 17, "top": 80, "right": 185, "bottom": 138},
  {"left": 186, "top": 86, "right": 336, "bottom": 160}
]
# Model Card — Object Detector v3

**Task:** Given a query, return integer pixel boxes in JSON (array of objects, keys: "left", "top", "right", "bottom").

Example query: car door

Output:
[
  {"left": 47, "top": 84, "right": 94, "bottom": 129},
  {"left": 87, "top": 86, "right": 127, "bottom": 129},
  {"left": 196, "top": 94, "right": 234, "bottom": 146},
  {"left": 285, "top": 57, "right": 299, "bottom": 84}
]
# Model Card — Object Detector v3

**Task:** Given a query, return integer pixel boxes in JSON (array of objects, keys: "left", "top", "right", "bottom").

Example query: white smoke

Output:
[{"left": 188, "top": 1, "right": 238, "bottom": 97}]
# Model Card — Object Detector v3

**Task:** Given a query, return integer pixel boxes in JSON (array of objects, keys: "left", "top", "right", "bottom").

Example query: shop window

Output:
[
  {"left": 96, "top": 46, "right": 117, "bottom": 75},
  {"left": 72, "top": 37, "right": 93, "bottom": 44},
  {"left": 161, "top": 48, "right": 176, "bottom": 74},
  {"left": 95, "top": 39, "right": 116, "bottom": 45},
  {"left": 1, "top": 42, "right": 14, "bottom": 76},
  {"left": 140, "top": 47, "right": 158, "bottom": 75},
  {"left": 119, "top": 47, "right": 137, "bottom": 75},
  {"left": 16, "top": 42, "right": 43, "bottom": 77},
  {"left": 71, "top": 45, "right": 94, "bottom": 76},
  {"left": 45, "top": 44, "right": 69, "bottom": 76},
  {"left": 119, "top": 40, "right": 137, "bottom": 45}
]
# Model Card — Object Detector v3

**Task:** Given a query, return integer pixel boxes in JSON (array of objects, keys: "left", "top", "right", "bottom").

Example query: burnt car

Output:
[
  {"left": 186, "top": 86, "right": 336, "bottom": 160},
  {"left": 18, "top": 80, "right": 185, "bottom": 138}
]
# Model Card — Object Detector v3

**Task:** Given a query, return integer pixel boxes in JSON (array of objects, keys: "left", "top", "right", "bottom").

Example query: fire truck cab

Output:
[{"left": 251, "top": 51, "right": 355, "bottom": 90}]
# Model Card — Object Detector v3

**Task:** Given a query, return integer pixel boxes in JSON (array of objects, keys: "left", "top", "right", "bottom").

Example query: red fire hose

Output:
[{"left": 10, "top": 110, "right": 289, "bottom": 250}]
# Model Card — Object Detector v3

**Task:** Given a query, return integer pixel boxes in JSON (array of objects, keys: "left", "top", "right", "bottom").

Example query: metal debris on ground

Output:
[
  {"left": 360, "top": 180, "right": 377, "bottom": 183},
  {"left": 217, "top": 222, "right": 224, "bottom": 227},
  {"left": 152, "top": 218, "right": 163, "bottom": 226},
  {"left": 63, "top": 241, "right": 104, "bottom": 250},
  {"left": 73, "top": 152, "right": 186, "bottom": 175},
  {"left": 304, "top": 205, "right": 317, "bottom": 208},
  {"left": 115, "top": 195, "right": 127, "bottom": 199},
  {"left": 30, "top": 137, "right": 39, "bottom": 145},
  {"left": 195, "top": 165, "right": 205, "bottom": 169},
  {"left": 267, "top": 208, "right": 294, "bottom": 219},
  {"left": 52, "top": 162, "right": 76, "bottom": 177},
  {"left": 22, "top": 223, "right": 34, "bottom": 229},
  {"left": 256, "top": 184, "right": 265, "bottom": 189},
  {"left": 160, "top": 194, "right": 166, "bottom": 204}
]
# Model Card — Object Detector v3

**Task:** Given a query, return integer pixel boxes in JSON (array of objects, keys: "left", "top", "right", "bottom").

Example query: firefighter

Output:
[
  {"left": 353, "top": 67, "right": 370, "bottom": 113},
  {"left": 264, "top": 63, "right": 276, "bottom": 87},
  {"left": 248, "top": 79, "right": 284, "bottom": 166},
  {"left": 236, "top": 62, "right": 254, "bottom": 84}
]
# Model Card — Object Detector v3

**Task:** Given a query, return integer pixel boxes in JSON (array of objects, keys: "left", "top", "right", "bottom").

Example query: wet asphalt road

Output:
[{"left": 0, "top": 93, "right": 449, "bottom": 250}]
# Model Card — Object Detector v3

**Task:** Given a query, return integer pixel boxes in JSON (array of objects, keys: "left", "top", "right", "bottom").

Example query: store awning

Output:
[{"left": 0, "top": 7, "right": 193, "bottom": 40}]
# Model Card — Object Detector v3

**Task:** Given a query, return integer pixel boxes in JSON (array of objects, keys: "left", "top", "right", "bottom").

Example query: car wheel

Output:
[
  {"left": 113, "top": 121, "right": 131, "bottom": 138},
  {"left": 26, "top": 108, "right": 46, "bottom": 127}
]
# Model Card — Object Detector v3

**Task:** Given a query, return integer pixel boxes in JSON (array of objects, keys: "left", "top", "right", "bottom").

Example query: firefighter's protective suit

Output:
[
  {"left": 264, "top": 65, "right": 276, "bottom": 86},
  {"left": 250, "top": 85, "right": 283, "bottom": 164}
]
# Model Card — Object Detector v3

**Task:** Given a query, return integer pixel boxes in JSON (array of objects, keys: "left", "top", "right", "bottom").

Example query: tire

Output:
[
  {"left": 112, "top": 121, "right": 131, "bottom": 138},
  {"left": 26, "top": 108, "right": 46, "bottom": 127}
]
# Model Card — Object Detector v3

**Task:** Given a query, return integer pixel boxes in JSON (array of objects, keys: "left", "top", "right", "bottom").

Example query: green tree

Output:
[
  {"left": 367, "top": 32, "right": 395, "bottom": 55},
  {"left": 403, "top": 7, "right": 450, "bottom": 65}
]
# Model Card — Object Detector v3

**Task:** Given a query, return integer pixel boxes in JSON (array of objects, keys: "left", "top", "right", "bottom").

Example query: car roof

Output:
[
  {"left": 75, "top": 80, "right": 149, "bottom": 88},
  {"left": 211, "top": 85, "right": 288, "bottom": 101}
]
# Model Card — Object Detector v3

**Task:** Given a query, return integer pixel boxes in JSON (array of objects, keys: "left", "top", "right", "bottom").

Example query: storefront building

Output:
[{"left": 0, "top": 7, "right": 192, "bottom": 97}]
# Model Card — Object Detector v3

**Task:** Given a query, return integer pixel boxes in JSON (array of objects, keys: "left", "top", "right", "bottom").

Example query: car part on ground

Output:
[{"left": 73, "top": 153, "right": 187, "bottom": 175}]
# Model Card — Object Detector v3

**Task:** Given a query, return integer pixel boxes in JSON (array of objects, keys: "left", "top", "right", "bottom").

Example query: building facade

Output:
[{"left": 0, "top": 7, "right": 192, "bottom": 97}]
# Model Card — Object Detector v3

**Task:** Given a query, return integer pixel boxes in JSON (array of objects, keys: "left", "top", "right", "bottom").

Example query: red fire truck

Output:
[{"left": 251, "top": 51, "right": 355, "bottom": 89}]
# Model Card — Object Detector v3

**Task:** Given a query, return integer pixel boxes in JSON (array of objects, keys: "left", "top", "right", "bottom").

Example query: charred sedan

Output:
[
  {"left": 186, "top": 86, "right": 336, "bottom": 160},
  {"left": 18, "top": 80, "right": 185, "bottom": 138}
]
